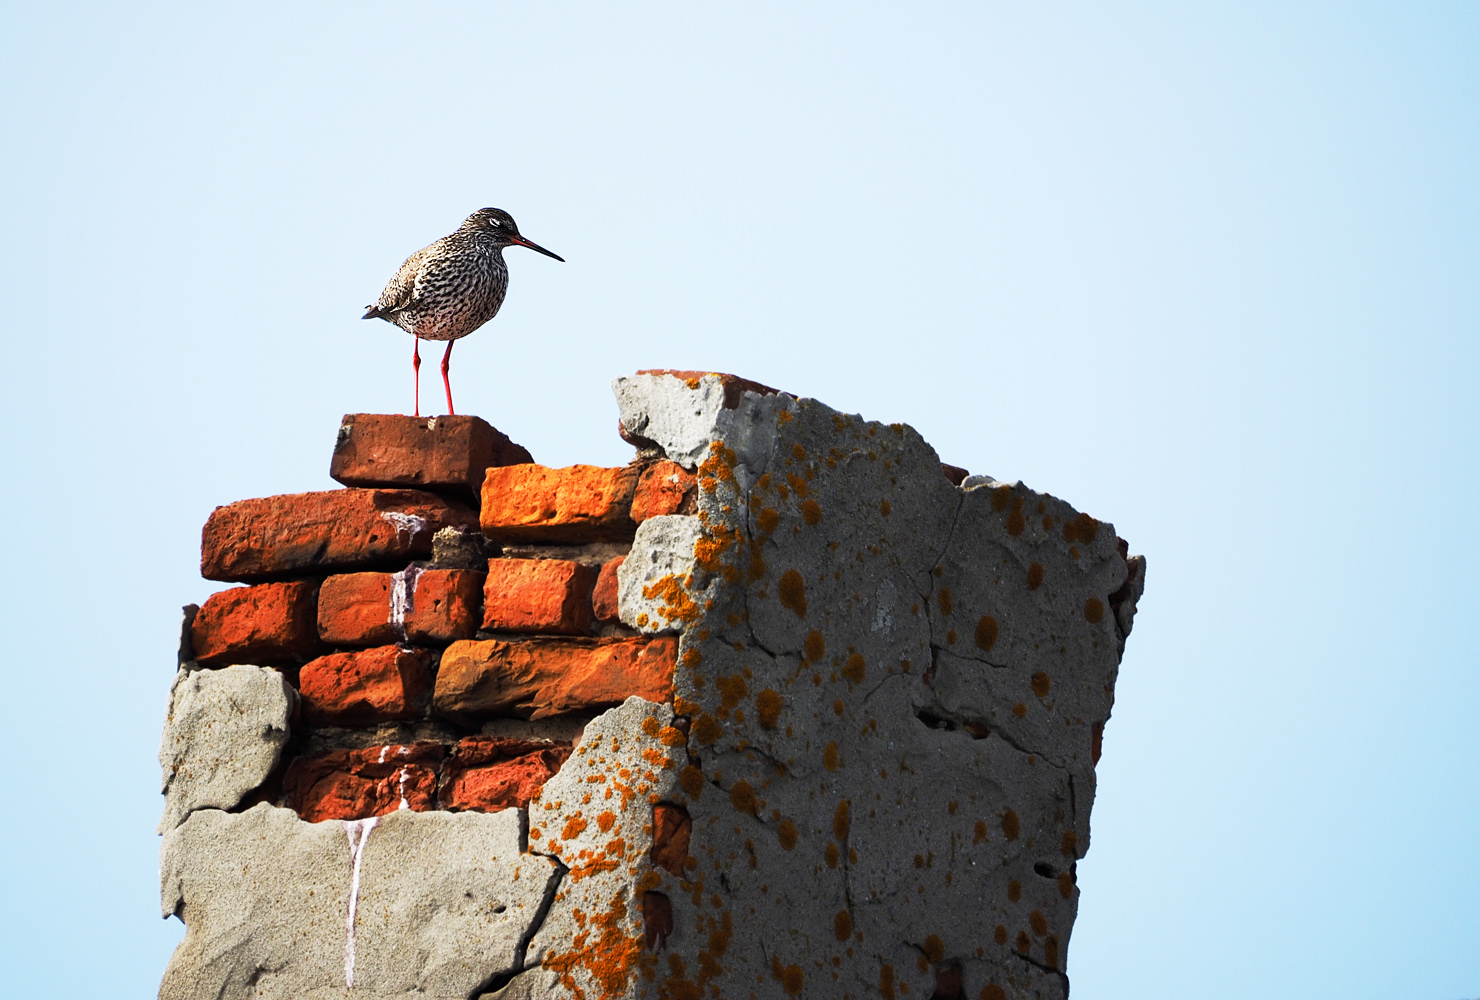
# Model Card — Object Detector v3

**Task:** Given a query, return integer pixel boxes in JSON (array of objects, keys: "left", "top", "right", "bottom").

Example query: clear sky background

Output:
[{"left": 0, "top": 3, "right": 1475, "bottom": 998}]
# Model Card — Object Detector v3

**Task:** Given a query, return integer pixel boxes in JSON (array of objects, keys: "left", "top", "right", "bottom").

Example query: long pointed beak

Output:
[{"left": 509, "top": 235, "right": 564, "bottom": 262}]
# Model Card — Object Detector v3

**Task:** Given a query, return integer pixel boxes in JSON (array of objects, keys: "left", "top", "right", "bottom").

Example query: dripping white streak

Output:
[
  {"left": 379, "top": 511, "right": 427, "bottom": 546},
  {"left": 343, "top": 816, "right": 380, "bottom": 988},
  {"left": 389, "top": 564, "right": 423, "bottom": 645},
  {"left": 397, "top": 767, "right": 410, "bottom": 810}
]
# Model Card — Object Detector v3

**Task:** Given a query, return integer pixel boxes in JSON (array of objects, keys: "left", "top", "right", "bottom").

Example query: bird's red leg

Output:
[
  {"left": 441, "top": 340, "right": 455, "bottom": 416},
  {"left": 412, "top": 339, "right": 422, "bottom": 418}
]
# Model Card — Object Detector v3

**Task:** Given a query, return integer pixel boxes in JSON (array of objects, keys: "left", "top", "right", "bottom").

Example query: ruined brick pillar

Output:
[{"left": 158, "top": 371, "right": 1145, "bottom": 1000}]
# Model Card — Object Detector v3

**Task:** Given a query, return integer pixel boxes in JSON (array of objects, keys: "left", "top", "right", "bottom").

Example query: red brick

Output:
[
  {"left": 433, "top": 636, "right": 678, "bottom": 723},
  {"left": 318, "top": 568, "right": 484, "bottom": 646},
  {"left": 631, "top": 461, "right": 696, "bottom": 522},
  {"left": 297, "top": 645, "right": 434, "bottom": 725},
  {"left": 482, "top": 558, "right": 595, "bottom": 634},
  {"left": 283, "top": 742, "right": 444, "bottom": 823},
  {"left": 190, "top": 580, "right": 325, "bottom": 667},
  {"left": 480, "top": 465, "right": 637, "bottom": 543},
  {"left": 330, "top": 413, "right": 532, "bottom": 503},
  {"left": 651, "top": 803, "right": 692, "bottom": 876},
  {"left": 591, "top": 556, "right": 624, "bottom": 623},
  {"left": 201, "top": 489, "right": 478, "bottom": 583},
  {"left": 439, "top": 737, "right": 573, "bottom": 812},
  {"left": 941, "top": 463, "right": 969, "bottom": 486}
]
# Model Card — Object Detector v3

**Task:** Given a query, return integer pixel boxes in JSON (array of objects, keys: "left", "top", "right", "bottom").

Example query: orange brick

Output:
[
  {"left": 480, "top": 464, "right": 637, "bottom": 543},
  {"left": 591, "top": 556, "right": 624, "bottom": 623},
  {"left": 283, "top": 742, "right": 444, "bottom": 823},
  {"left": 439, "top": 737, "right": 573, "bottom": 812},
  {"left": 482, "top": 558, "right": 595, "bottom": 634},
  {"left": 190, "top": 580, "right": 325, "bottom": 667},
  {"left": 297, "top": 645, "right": 434, "bottom": 725},
  {"left": 318, "top": 568, "right": 484, "bottom": 645},
  {"left": 433, "top": 636, "right": 678, "bottom": 723},
  {"left": 631, "top": 460, "right": 696, "bottom": 522},
  {"left": 330, "top": 413, "right": 532, "bottom": 503},
  {"left": 201, "top": 489, "right": 477, "bottom": 582}
]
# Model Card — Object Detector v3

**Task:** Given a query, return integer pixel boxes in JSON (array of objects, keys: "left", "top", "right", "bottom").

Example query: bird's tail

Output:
[{"left": 362, "top": 305, "right": 383, "bottom": 320}]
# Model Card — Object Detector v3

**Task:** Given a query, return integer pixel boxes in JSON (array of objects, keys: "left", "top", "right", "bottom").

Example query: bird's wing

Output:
[{"left": 369, "top": 246, "right": 432, "bottom": 316}]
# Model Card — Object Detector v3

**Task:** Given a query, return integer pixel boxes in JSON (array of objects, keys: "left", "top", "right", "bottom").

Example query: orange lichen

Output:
[
  {"left": 990, "top": 486, "right": 1011, "bottom": 512},
  {"left": 597, "top": 811, "right": 616, "bottom": 833},
  {"left": 881, "top": 964, "right": 896, "bottom": 1000},
  {"left": 825, "top": 842, "right": 839, "bottom": 868},
  {"left": 541, "top": 887, "right": 644, "bottom": 1000},
  {"left": 692, "top": 715, "right": 722, "bottom": 746},
  {"left": 679, "top": 765, "right": 704, "bottom": 798},
  {"left": 781, "top": 964, "right": 804, "bottom": 995},
  {"left": 1011, "top": 703, "right": 1027, "bottom": 718},
  {"left": 974, "top": 615, "right": 999, "bottom": 652},
  {"left": 834, "top": 909, "right": 853, "bottom": 941},
  {"left": 681, "top": 647, "right": 702, "bottom": 668},
  {"left": 778, "top": 570, "right": 807, "bottom": 617},
  {"left": 982, "top": 985, "right": 1007, "bottom": 1000},
  {"left": 757, "top": 507, "right": 780, "bottom": 534},
  {"left": 804, "top": 630, "right": 825, "bottom": 663},
  {"left": 822, "top": 742, "right": 840, "bottom": 771},
  {"left": 1027, "top": 562, "right": 1044, "bottom": 590},
  {"left": 946, "top": 629, "right": 957, "bottom": 644},
  {"left": 1029, "top": 910, "right": 1048, "bottom": 936},
  {"left": 786, "top": 473, "right": 809, "bottom": 497},
  {"left": 1058, "top": 871, "right": 1074, "bottom": 898},
  {"left": 1084, "top": 597, "right": 1105, "bottom": 623},
  {"left": 937, "top": 588, "right": 953, "bottom": 616},
  {"left": 924, "top": 934, "right": 945, "bottom": 963},
  {"left": 833, "top": 799, "right": 851, "bottom": 840},
  {"left": 1030, "top": 671, "right": 1051, "bottom": 698},
  {"left": 715, "top": 674, "right": 748, "bottom": 709},
  {"left": 777, "top": 819, "right": 798, "bottom": 850},
  {"left": 1001, "top": 809, "right": 1020, "bottom": 840},
  {"left": 642, "top": 574, "right": 700, "bottom": 624},
  {"left": 1044, "top": 935, "right": 1060, "bottom": 969},
  {"left": 1061, "top": 829, "right": 1078, "bottom": 857},
  {"left": 692, "top": 523, "right": 739, "bottom": 574},
  {"left": 801, "top": 498, "right": 822, "bottom": 525},
  {"left": 563, "top": 816, "right": 589, "bottom": 840},
  {"left": 756, "top": 688, "right": 783, "bottom": 729},
  {"left": 1014, "top": 931, "right": 1031, "bottom": 955},
  {"left": 659, "top": 726, "right": 686, "bottom": 747},
  {"left": 993, "top": 925, "right": 1008, "bottom": 946},
  {"left": 1067, "top": 512, "right": 1099, "bottom": 544},
  {"left": 641, "top": 717, "right": 660, "bottom": 736},
  {"left": 792, "top": 443, "right": 807, "bottom": 460},
  {"left": 729, "top": 780, "right": 758, "bottom": 816},
  {"left": 842, "top": 653, "right": 865, "bottom": 684},
  {"left": 833, "top": 699, "right": 844, "bottom": 716},
  {"left": 973, "top": 820, "right": 988, "bottom": 844},
  {"left": 1006, "top": 510, "right": 1026, "bottom": 536},
  {"left": 1007, "top": 879, "right": 1021, "bottom": 902}
]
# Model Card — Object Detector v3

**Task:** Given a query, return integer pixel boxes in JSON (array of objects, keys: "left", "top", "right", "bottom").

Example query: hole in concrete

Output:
[
  {"left": 929, "top": 961, "right": 963, "bottom": 999},
  {"left": 1033, "top": 862, "right": 1057, "bottom": 880},
  {"left": 915, "top": 709, "right": 987, "bottom": 739},
  {"left": 642, "top": 892, "right": 673, "bottom": 951},
  {"left": 651, "top": 803, "right": 692, "bottom": 876}
]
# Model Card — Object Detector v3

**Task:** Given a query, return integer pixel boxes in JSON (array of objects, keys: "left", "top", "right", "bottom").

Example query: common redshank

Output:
[{"left": 363, "top": 208, "right": 564, "bottom": 416}]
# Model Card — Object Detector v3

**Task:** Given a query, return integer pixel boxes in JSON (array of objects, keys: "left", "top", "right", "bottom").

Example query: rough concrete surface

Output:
[
  {"left": 159, "top": 804, "right": 559, "bottom": 1000},
  {"left": 158, "top": 664, "right": 293, "bottom": 832}
]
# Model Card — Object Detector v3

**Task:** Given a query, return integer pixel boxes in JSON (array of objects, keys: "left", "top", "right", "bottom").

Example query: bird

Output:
[{"left": 363, "top": 208, "right": 564, "bottom": 417}]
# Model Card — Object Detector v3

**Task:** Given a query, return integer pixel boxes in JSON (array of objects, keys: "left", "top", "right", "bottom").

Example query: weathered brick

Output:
[
  {"left": 433, "top": 636, "right": 677, "bottom": 723},
  {"left": 480, "top": 464, "right": 637, "bottom": 543},
  {"left": 297, "top": 645, "right": 434, "bottom": 725},
  {"left": 201, "top": 489, "right": 478, "bottom": 583},
  {"left": 482, "top": 558, "right": 595, "bottom": 634},
  {"left": 190, "top": 580, "right": 325, "bottom": 667},
  {"left": 330, "top": 413, "right": 532, "bottom": 503},
  {"left": 439, "top": 737, "right": 573, "bottom": 813},
  {"left": 591, "top": 556, "right": 624, "bottom": 623},
  {"left": 651, "top": 803, "right": 692, "bottom": 876},
  {"left": 318, "top": 568, "right": 484, "bottom": 646},
  {"left": 630, "top": 460, "right": 696, "bottom": 522},
  {"left": 282, "top": 742, "right": 444, "bottom": 823}
]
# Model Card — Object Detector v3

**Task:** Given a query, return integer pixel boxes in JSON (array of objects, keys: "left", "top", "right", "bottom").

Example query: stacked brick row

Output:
[{"left": 184, "top": 412, "right": 696, "bottom": 824}]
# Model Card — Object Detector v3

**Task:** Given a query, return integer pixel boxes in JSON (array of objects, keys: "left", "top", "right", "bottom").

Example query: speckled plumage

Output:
[
  {"left": 364, "top": 207, "right": 561, "bottom": 341},
  {"left": 363, "top": 207, "right": 563, "bottom": 415}
]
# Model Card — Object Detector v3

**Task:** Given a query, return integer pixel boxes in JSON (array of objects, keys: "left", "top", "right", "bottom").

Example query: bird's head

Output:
[{"left": 463, "top": 208, "right": 564, "bottom": 261}]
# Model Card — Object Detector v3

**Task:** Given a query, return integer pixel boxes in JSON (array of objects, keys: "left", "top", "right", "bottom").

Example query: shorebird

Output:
[{"left": 363, "top": 208, "right": 564, "bottom": 416}]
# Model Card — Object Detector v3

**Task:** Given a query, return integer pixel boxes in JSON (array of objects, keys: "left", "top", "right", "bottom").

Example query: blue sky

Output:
[{"left": 0, "top": 3, "right": 1475, "bottom": 997}]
